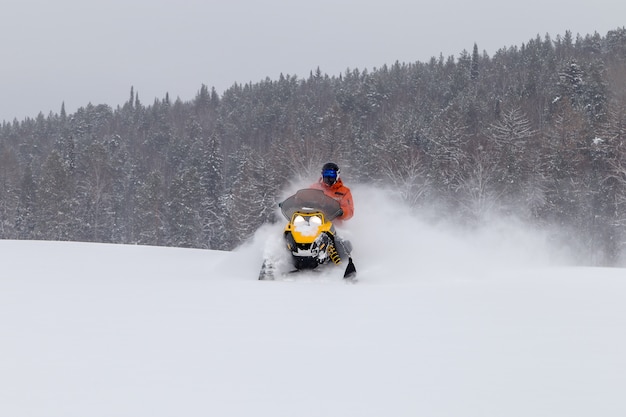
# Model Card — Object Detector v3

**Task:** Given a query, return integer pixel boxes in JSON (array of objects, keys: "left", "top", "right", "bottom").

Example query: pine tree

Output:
[
  {"left": 133, "top": 170, "right": 166, "bottom": 246},
  {"left": 471, "top": 43, "right": 480, "bottom": 80},
  {"left": 15, "top": 165, "right": 36, "bottom": 239},
  {"left": 223, "top": 145, "right": 268, "bottom": 249},
  {"left": 200, "top": 133, "right": 227, "bottom": 249},
  {"left": 35, "top": 150, "right": 77, "bottom": 240},
  {"left": 77, "top": 141, "right": 114, "bottom": 242},
  {"left": 167, "top": 167, "right": 204, "bottom": 248},
  {"left": 489, "top": 107, "right": 537, "bottom": 203},
  {"left": 0, "top": 144, "right": 20, "bottom": 238}
]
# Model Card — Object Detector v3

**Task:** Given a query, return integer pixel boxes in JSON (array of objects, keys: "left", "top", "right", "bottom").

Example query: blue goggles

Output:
[{"left": 322, "top": 169, "right": 338, "bottom": 179}]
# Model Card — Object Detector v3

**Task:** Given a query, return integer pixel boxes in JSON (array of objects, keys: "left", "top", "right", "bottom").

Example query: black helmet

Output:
[{"left": 321, "top": 162, "right": 340, "bottom": 186}]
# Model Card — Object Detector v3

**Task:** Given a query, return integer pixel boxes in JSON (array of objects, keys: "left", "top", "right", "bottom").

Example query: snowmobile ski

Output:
[
  {"left": 343, "top": 257, "right": 357, "bottom": 281},
  {"left": 258, "top": 259, "right": 275, "bottom": 280}
]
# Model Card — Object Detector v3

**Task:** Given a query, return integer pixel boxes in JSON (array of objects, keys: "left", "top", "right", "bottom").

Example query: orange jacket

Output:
[{"left": 310, "top": 178, "right": 354, "bottom": 221}]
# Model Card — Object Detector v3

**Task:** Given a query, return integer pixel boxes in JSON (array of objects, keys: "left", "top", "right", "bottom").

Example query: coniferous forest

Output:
[{"left": 1, "top": 28, "right": 626, "bottom": 264}]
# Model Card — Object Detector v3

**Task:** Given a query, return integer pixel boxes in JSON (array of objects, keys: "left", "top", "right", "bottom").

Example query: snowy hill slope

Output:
[{"left": 1, "top": 187, "right": 626, "bottom": 417}]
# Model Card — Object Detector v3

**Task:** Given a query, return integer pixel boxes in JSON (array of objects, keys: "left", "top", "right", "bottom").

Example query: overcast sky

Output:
[{"left": 2, "top": 0, "right": 624, "bottom": 122}]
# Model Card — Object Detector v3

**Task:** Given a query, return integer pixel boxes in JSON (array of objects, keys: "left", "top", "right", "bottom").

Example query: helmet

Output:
[{"left": 321, "top": 162, "right": 340, "bottom": 186}]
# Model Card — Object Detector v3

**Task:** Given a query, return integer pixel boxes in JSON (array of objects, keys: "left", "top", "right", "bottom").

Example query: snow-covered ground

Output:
[{"left": 2, "top": 186, "right": 626, "bottom": 417}]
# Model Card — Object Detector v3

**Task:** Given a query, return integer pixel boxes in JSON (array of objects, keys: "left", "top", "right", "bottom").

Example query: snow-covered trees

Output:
[{"left": 1, "top": 27, "right": 626, "bottom": 263}]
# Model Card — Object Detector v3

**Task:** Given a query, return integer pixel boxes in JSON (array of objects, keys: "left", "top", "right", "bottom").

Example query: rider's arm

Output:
[{"left": 338, "top": 188, "right": 354, "bottom": 220}]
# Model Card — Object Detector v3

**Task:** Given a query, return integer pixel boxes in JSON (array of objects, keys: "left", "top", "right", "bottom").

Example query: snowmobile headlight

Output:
[
  {"left": 294, "top": 215, "right": 306, "bottom": 225},
  {"left": 309, "top": 215, "right": 322, "bottom": 226}
]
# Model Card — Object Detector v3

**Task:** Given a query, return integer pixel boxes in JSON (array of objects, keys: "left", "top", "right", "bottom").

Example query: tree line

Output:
[{"left": 1, "top": 27, "right": 626, "bottom": 264}]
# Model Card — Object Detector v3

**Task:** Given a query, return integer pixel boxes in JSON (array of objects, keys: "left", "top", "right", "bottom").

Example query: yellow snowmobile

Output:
[{"left": 259, "top": 188, "right": 356, "bottom": 280}]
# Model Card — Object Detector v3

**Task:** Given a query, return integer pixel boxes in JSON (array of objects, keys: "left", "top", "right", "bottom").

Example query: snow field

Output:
[{"left": 1, "top": 186, "right": 625, "bottom": 417}]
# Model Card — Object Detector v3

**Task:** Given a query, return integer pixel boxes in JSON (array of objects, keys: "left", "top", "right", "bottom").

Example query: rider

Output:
[
  {"left": 310, "top": 162, "right": 354, "bottom": 221},
  {"left": 310, "top": 162, "right": 355, "bottom": 277}
]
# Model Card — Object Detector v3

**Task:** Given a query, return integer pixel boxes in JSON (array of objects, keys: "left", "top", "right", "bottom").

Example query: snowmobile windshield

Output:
[{"left": 279, "top": 189, "right": 342, "bottom": 222}]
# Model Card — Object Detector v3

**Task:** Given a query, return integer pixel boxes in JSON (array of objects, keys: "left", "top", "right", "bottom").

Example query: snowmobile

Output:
[{"left": 258, "top": 188, "right": 357, "bottom": 281}]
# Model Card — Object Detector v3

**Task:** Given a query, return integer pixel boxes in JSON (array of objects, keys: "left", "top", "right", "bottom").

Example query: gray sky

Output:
[{"left": 2, "top": 0, "right": 624, "bottom": 122}]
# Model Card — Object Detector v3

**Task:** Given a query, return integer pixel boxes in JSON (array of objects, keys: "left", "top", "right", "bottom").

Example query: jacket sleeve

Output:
[{"left": 339, "top": 188, "right": 354, "bottom": 220}]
